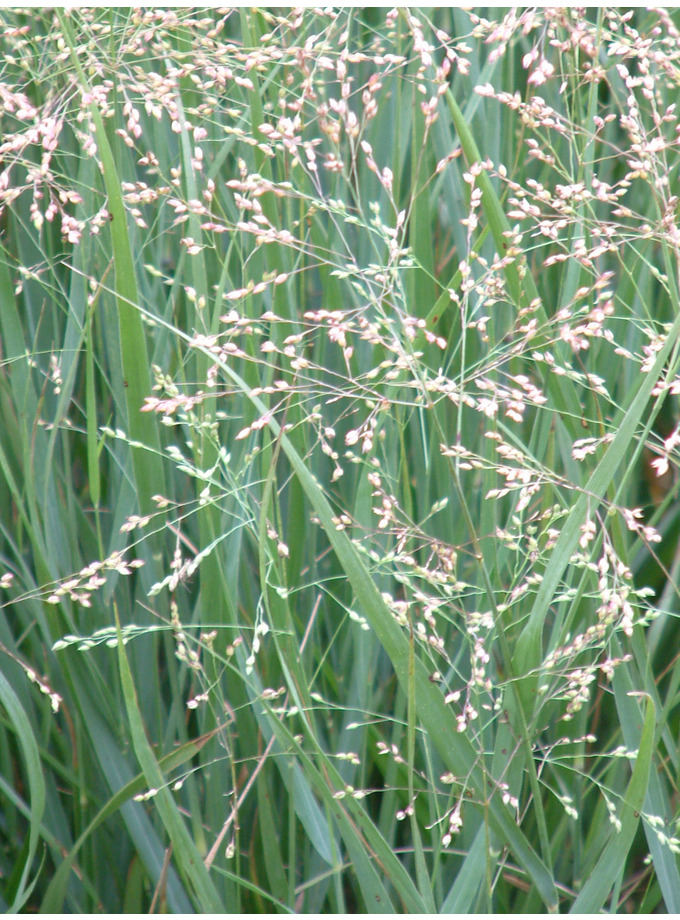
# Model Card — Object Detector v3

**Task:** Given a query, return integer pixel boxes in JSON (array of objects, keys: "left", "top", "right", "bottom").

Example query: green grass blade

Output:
[
  {"left": 407, "top": 622, "right": 435, "bottom": 911},
  {"left": 112, "top": 604, "right": 225, "bottom": 912},
  {"left": 39, "top": 727, "right": 219, "bottom": 913},
  {"left": 0, "top": 669, "right": 46, "bottom": 911},
  {"left": 440, "top": 826, "right": 488, "bottom": 913},
  {"left": 56, "top": 11, "right": 165, "bottom": 521},
  {"left": 256, "top": 771, "right": 289, "bottom": 909},
  {"left": 208, "top": 350, "right": 559, "bottom": 910},
  {"left": 611, "top": 635, "right": 680, "bottom": 913},
  {"left": 242, "top": 663, "right": 401, "bottom": 912},
  {"left": 570, "top": 695, "right": 655, "bottom": 913},
  {"left": 513, "top": 307, "right": 680, "bottom": 713}
]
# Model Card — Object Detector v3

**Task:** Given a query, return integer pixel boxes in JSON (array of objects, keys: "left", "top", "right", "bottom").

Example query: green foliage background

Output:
[{"left": 0, "top": 7, "right": 679, "bottom": 912}]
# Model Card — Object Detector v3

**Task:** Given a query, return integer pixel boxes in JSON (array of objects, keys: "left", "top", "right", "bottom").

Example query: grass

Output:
[{"left": 0, "top": 6, "right": 679, "bottom": 912}]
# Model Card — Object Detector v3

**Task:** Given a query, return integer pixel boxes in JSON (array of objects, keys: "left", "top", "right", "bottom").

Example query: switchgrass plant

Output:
[{"left": 1, "top": 6, "right": 680, "bottom": 912}]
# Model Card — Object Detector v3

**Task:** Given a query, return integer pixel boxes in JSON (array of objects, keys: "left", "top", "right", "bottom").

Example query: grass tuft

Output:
[{"left": 1, "top": 7, "right": 679, "bottom": 912}]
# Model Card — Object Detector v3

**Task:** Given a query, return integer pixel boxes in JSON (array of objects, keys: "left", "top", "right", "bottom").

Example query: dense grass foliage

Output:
[{"left": 1, "top": 7, "right": 680, "bottom": 912}]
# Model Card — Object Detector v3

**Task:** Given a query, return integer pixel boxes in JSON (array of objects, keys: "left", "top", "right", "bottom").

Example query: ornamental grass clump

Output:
[{"left": 0, "top": 7, "right": 679, "bottom": 913}]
